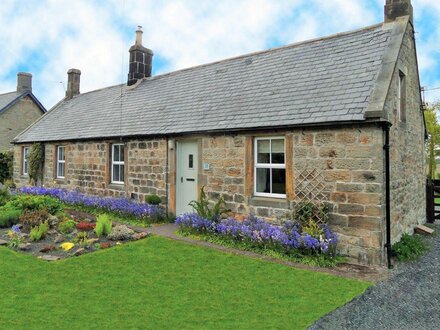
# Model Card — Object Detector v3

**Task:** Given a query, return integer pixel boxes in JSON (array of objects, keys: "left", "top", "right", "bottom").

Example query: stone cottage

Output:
[
  {"left": 0, "top": 73, "right": 46, "bottom": 151},
  {"left": 13, "top": 0, "right": 426, "bottom": 265}
]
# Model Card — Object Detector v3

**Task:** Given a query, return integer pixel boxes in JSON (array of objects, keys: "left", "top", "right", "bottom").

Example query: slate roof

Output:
[
  {"left": 15, "top": 22, "right": 400, "bottom": 143},
  {"left": 0, "top": 91, "right": 46, "bottom": 116}
]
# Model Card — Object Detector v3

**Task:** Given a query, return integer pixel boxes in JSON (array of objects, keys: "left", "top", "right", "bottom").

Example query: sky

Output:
[{"left": 0, "top": 0, "right": 439, "bottom": 109}]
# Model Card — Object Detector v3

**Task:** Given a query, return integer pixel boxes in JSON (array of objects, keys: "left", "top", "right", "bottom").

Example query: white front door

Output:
[{"left": 176, "top": 140, "right": 199, "bottom": 215}]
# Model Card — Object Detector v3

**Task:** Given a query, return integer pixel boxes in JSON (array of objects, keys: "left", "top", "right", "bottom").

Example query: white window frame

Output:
[
  {"left": 56, "top": 146, "right": 66, "bottom": 179},
  {"left": 22, "top": 147, "right": 29, "bottom": 175},
  {"left": 254, "top": 137, "right": 286, "bottom": 198},
  {"left": 111, "top": 143, "right": 125, "bottom": 184}
]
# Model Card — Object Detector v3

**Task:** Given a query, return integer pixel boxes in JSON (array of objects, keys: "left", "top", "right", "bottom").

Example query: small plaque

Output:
[{"left": 203, "top": 163, "right": 210, "bottom": 170}]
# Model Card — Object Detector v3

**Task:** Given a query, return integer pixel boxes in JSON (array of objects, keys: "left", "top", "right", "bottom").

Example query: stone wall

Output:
[
  {"left": 385, "top": 23, "right": 426, "bottom": 243},
  {"left": 0, "top": 96, "right": 44, "bottom": 151},
  {"left": 14, "top": 139, "right": 167, "bottom": 202}
]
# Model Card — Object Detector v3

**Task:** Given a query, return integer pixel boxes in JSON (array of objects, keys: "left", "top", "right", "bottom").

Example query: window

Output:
[
  {"left": 22, "top": 147, "right": 29, "bottom": 175},
  {"left": 111, "top": 144, "right": 125, "bottom": 184},
  {"left": 397, "top": 71, "right": 406, "bottom": 122},
  {"left": 57, "top": 146, "right": 66, "bottom": 178},
  {"left": 254, "top": 137, "right": 286, "bottom": 198}
]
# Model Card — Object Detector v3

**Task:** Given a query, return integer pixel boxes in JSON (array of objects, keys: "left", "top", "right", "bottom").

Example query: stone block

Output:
[
  {"left": 338, "top": 203, "right": 365, "bottom": 215},
  {"left": 347, "top": 193, "right": 381, "bottom": 205},
  {"left": 336, "top": 183, "right": 364, "bottom": 192},
  {"left": 348, "top": 216, "right": 381, "bottom": 231}
]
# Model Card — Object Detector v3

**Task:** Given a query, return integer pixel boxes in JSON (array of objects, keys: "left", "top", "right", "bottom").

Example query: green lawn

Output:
[{"left": 0, "top": 236, "right": 370, "bottom": 329}]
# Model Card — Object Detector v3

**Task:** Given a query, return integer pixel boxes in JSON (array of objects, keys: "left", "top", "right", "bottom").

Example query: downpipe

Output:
[{"left": 383, "top": 122, "right": 393, "bottom": 269}]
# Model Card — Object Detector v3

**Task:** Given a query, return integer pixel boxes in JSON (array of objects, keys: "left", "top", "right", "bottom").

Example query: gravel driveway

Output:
[{"left": 310, "top": 223, "right": 440, "bottom": 330}]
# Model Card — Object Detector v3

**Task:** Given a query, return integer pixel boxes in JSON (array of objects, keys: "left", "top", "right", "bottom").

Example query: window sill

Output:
[
  {"left": 54, "top": 178, "right": 67, "bottom": 184},
  {"left": 249, "top": 196, "right": 288, "bottom": 209},
  {"left": 109, "top": 183, "right": 125, "bottom": 191}
]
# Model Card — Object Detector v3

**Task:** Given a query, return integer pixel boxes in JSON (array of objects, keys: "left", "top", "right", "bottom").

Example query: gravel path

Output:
[{"left": 310, "top": 223, "right": 440, "bottom": 330}]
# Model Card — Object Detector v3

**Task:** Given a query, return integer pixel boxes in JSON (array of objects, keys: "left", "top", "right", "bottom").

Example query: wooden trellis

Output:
[{"left": 294, "top": 168, "right": 328, "bottom": 202}]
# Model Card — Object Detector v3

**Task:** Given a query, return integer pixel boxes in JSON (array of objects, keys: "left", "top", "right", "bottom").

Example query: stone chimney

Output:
[
  {"left": 17, "top": 72, "right": 32, "bottom": 94},
  {"left": 127, "top": 26, "right": 153, "bottom": 86},
  {"left": 66, "top": 68, "right": 81, "bottom": 99},
  {"left": 385, "top": 0, "right": 413, "bottom": 24}
]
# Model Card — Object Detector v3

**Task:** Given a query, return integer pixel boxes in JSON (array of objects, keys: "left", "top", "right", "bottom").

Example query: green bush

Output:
[
  {"left": 392, "top": 233, "right": 430, "bottom": 261},
  {"left": 8, "top": 195, "right": 63, "bottom": 215},
  {"left": 189, "top": 186, "right": 230, "bottom": 223},
  {"left": 58, "top": 219, "right": 76, "bottom": 234},
  {"left": 0, "top": 185, "right": 11, "bottom": 206},
  {"left": 95, "top": 214, "right": 113, "bottom": 238},
  {"left": 28, "top": 143, "right": 45, "bottom": 185},
  {"left": 19, "top": 209, "right": 49, "bottom": 232},
  {"left": 0, "top": 208, "right": 21, "bottom": 228},
  {"left": 293, "top": 201, "right": 329, "bottom": 226},
  {"left": 0, "top": 151, "right": 13, "bottom": 184},
  {"left": 30, "top": 221, "right": 49, "bottom": 241},
  {"left": 145, "top": 194, "right": 162, "bottom": 205}
]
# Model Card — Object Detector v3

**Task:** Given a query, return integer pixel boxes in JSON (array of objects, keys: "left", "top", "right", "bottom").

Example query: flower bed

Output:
[
  {"left": 176, "top": 214, "right": 339, "bottom": 264},
  {"left": 17, "top": 186, "right": 164, "bottom": 221}
]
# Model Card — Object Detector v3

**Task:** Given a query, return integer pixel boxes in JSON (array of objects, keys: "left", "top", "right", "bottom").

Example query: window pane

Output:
[
  {"left": 58, "top": 147, "right": 65, "bottom": 161},
  {"left": 119, "top": 164, "right": 125, "bottom": 182},
  {"left": 119, "top": 145, "right": 125, "bottom": 162},
  {"left": 113, "top": 146, "right": 120, "bottom": 162},
  {"left": 272, "top": 168, "right": 286, "bottom": 194},
  {"left": 188, "top": 154, "right": 193, "bottom": 169},
  {"left": 113, "top": 164, "right": 120, "bottom": 182},
  {"left": 257, "top": 140, "right": 270, "bottom": 163},
  {"left": 256, "top": 168, "right": 270, "bottom": 193},
  {"left": 58, "top": 163, "right": 65, "bottom": 177},
  {"left": 271, "top": 139, "right": 285, "bottom": 164}
]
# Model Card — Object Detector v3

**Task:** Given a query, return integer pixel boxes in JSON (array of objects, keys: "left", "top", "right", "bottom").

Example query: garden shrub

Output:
[
  {"left": 75, "top": 232, "right": 89, "bottom": 246},
  {"left": 19, "top": 209, "right": 49, "bottom": 232},
  {"left": 58, "top": 219, "right": 76, "bottom": 234},
  {"left": 8, "top": 195, "right": 63, "bottom": 215},
  {"left": 145, "top": 194, "right": 161, "bottom": 205},
  {"left": 30, "top": 221, "right": 49, "bottom": 242},
  {"left": 7, "top": 225, "right": 24, "bottom": 248},
  {"left": 0, "top": 208, "right": 21, "bottom": 228},
  {"left": 28, "top": 143, "right": 44, "bottom": 185},
  {"left": 108, "top": 225, "right": 135, "bottom": 241},
  {"left": 189, "top": 186, "right": 230, "bottom": 223},
  {"left": 76, "top": 221, "right": 95, "bottom": 231},
  {"left": 95, "top": 214, "right": 112, "bottom": 238},
  {"left": 0, "top": 151, "right": 13, "bottom": 184},
  {"left": 0, "top": 185, "right": 11, "bottom": 206},
  {"left": 392, "top": 233, "right": 429, "bottom": 261}
]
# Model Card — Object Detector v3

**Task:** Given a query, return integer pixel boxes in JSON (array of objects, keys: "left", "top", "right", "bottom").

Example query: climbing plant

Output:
[
  {"left": 0, "top": 151, "right": 13, "bottom": 184},
  {"left": 28, "top": 143, "right": 45, "bottom": 185}
]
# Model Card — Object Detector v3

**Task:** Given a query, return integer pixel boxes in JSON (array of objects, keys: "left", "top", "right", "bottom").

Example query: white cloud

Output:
[{"left": 1, "top": 0, "right": 440, "bottom": 107}]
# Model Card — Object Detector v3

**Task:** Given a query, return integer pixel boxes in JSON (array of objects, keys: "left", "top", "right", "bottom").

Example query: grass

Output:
[
  {"left": 0, "top": 236, "right": 370, "bottom": 329},
  {"left": 178, "top": 230, "right": 346, "bottom": 268}
]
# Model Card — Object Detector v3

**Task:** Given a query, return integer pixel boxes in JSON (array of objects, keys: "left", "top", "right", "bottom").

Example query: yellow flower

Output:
[{"left": 60, "top": 242, "right": 75, "bottom": 251}]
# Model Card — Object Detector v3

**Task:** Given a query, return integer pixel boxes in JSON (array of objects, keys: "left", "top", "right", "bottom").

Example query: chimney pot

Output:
[
  {"left": 135, "top": 26, "right": 143, "bottom": 45},
  {"left": 384, "top": 0, "right": 413, "bottom": 24},
  {"left": 17, "top": 72, "right": 32, "bottom": 94},
  {"left": 66, "top": 68, "right": 81, "bottom": 99}
]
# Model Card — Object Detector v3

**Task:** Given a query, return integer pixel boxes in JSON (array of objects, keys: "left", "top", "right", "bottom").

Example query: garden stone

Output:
[
  {"left": 132, "top": 232, "right": 149, "bottom": 240},
  {"left": 40, "top": 245, "right": 56, "bottom": 253},
  {"left": 41, "top": 255, "right": 60, "bottom": 261},
  {"left": 74, "top": 248, "right": 86, "bottom": 256},
  {"left": 108, "top": 225, "right": 135, "bottom": 241},
  {"left": 0, "top": 239, "right": 8, "bottom": 246},
  {"left": 48, "top": 229, "right": 59, "bottom": 236},
  {"left": 18, "top": 243, "right": 31, "bottom": 251},
  {"left": 88, "top": 238, "right": 99, "bottom": 244},
  {"left": 54, "top": 234, "right": 65, "bottom": 243},
  {"left": 47, "top": 215, "right": 59, "bottom": 228}
]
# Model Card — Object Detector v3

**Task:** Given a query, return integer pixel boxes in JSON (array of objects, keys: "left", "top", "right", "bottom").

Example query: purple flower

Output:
[
  {"left": 18, "top": 186, "right": 165, "bottom": 220},
  {"left": 11, "top": 225, "right": 21, "bottom": 234},
  {"left": 175, "top": 213, "right": 338, "bottom": 255}
]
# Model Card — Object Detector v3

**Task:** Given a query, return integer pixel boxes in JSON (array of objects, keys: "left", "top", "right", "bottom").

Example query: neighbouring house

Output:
[
  {"left": 12, "top": 0, "right": 426, "bottom": 265},
  {"left": 0, "top": 73, "right": 46, "bottom": 151}
]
